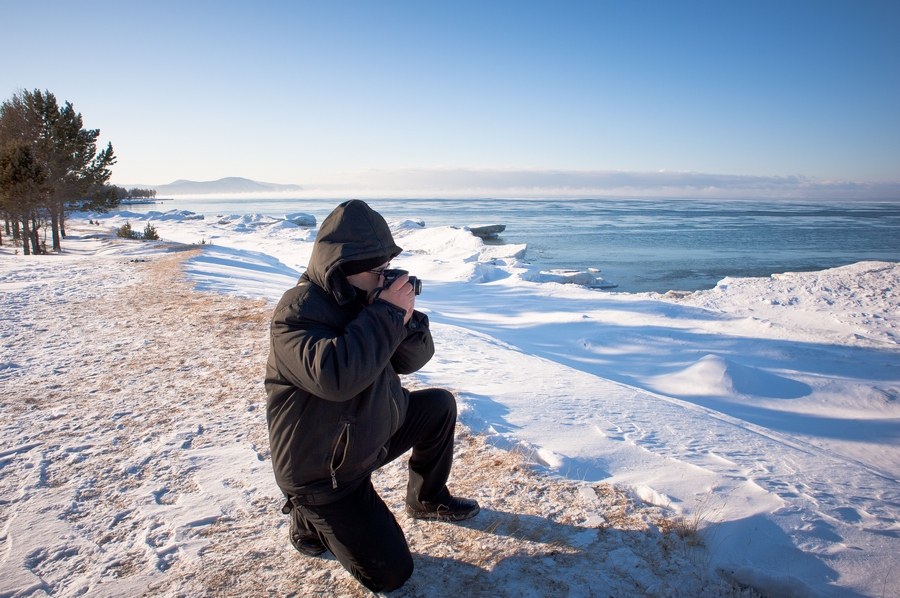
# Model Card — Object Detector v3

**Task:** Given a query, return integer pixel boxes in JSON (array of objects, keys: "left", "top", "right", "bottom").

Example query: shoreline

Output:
[{"left": 116, "top": 197, "right": 900, "bottom": 294}]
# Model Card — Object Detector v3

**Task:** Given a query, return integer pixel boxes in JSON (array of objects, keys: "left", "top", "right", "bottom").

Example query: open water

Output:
[{"left": 128, "top": 197, "right": 900, "bottom": 293}]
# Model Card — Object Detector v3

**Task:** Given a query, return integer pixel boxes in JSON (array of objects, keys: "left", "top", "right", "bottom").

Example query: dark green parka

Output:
[{"left": 265, "top": 200, "right": 435, "bottom": 505}]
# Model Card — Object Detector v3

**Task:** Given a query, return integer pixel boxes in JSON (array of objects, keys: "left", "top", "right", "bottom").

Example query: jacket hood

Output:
[{"left": 306, "top": 200, "right": 402, "bottom": 305}]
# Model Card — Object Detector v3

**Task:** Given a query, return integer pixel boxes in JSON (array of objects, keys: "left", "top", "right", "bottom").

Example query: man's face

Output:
[{"left": 346, "top": 261, "right": 389, "bottom": 293}]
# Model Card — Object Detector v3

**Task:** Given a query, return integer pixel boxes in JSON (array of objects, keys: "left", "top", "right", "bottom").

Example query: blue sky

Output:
[{"left": 3, "top": 1, "right": 899, "bottom": 197}]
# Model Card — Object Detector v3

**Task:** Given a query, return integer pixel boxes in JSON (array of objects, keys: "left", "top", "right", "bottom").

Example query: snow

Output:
[{"left": 1, "top": 208, "right": 898, "bottom": 597}]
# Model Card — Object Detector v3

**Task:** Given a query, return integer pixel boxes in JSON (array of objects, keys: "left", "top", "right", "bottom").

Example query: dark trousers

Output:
[{"left": 291, "top": 388, "right": 457, "bottom": 592}]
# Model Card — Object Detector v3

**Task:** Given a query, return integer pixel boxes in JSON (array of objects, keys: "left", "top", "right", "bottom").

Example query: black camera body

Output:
[{"left": 382, "top": 268, "right": 422, "bottom": 295}]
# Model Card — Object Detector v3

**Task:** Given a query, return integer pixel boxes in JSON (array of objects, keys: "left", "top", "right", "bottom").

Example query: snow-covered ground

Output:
[{"left": 2, "top": 209, "right": 898, "bottom": 597}]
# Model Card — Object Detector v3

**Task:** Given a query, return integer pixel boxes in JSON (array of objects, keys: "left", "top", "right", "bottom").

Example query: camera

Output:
[{"left": 382, "top": 268, "right": 422, "bottom": 295}]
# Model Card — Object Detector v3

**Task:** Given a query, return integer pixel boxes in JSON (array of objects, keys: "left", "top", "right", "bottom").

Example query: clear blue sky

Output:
[{"left": 3, "top": 1, "right": 898, "bottom": 195}]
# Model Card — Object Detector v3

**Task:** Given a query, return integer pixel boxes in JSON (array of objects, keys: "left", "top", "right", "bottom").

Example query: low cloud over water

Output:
[{"left": 293, "top": 168, "right": 900, "bottom": 200}]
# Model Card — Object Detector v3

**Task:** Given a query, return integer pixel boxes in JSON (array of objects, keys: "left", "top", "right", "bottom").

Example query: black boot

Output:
[
  {"left": 284, "top": 498, "right": 327, "bottom": 557},
  {"left": 290, "top": 515, "right": 327, "bottom": 557},
  {"left": 406, "top": 496, "right": 480, "bottom": 522}
]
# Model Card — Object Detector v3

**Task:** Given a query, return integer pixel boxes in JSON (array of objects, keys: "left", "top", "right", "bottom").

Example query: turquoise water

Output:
[{"left": 127, "top": 197, "right": 900, "bottom": 293}]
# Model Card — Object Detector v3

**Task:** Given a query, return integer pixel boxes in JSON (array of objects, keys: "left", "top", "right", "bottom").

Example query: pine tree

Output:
[
  {"left": 143, "top": 222, "right": 159, "bottom": 241},
  {"left": 116, "top": 221, "right": 136, "bottom": 239},
  {"left": 0, "top": 143, "right": 47, "bottom": 254},
  {"left": 0, "top": 89, "right": 117, "bottom": 253}
]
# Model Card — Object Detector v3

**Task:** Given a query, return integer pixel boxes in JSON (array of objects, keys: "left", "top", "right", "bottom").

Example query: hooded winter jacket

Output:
[{"left": 265, "top": 200, "right": 435, "bottom": 505}]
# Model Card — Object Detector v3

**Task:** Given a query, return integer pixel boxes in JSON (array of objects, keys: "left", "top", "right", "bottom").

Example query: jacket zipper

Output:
[
  {"left": 390, "top": 397, "right": 400, "bottom": 432},
  {"left": 330, "top": 423, "right": 350, "bottom": 489}
]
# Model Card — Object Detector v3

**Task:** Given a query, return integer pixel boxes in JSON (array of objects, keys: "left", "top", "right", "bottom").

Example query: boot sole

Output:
[
  {"left": 291, "top": 535, "right": 327, "bottom": 557},
  {"left": 405, "top": 504, "right": 480, "bottom": 522}
]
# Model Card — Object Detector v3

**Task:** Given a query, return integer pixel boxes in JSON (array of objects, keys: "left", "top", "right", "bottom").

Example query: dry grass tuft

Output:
[{"left": 659, "top": 487, "right": 725, "bottom": 550}]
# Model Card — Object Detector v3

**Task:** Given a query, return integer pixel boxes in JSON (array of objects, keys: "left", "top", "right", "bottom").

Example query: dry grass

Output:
[{"left": 659, "top": 489, "right": 721, "bottom": 548}]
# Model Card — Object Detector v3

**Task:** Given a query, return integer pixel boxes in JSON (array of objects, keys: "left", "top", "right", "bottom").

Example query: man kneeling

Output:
[{"left": 265, "top": 200, "right": 479, "bottom": 592}]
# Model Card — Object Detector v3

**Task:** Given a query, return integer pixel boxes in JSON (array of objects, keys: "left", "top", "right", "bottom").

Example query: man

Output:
[{"left": 266, "top": 199, "right": 479, "bottom": 592}]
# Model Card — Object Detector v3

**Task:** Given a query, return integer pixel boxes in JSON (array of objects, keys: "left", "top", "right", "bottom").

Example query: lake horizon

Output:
[{"left": 123, "top": 196, "right": 900, "bottom": 294}]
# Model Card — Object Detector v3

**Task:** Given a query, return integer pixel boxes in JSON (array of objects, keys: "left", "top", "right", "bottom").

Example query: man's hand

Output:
[{"left": 376, "top": 272, "right": 415, "bottom": 325}]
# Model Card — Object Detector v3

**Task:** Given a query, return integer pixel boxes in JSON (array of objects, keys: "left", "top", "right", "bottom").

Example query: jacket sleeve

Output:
[
  {"left": 390, "top": 310, "right": 435, "bottom": 375},
  {"left": 271, "top": 299, "right": 408, "bottom": 402}
]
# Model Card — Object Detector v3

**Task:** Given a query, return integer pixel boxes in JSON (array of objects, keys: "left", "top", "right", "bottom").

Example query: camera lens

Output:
[
  {"left": 409, "top": 276, "right": 422, "bottom": 295},
  {"left": 382, "top": 269, "right": 422, "bottom": 295}
]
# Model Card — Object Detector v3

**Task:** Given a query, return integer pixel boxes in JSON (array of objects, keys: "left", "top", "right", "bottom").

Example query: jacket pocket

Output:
[{"left": 329, "top": 422, "right": 350, "bottom": 489}]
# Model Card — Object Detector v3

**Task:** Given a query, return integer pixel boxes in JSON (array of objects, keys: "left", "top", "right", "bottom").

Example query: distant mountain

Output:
[{"left": 153, "top": 177, "right": 303, "bottom": 195}]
